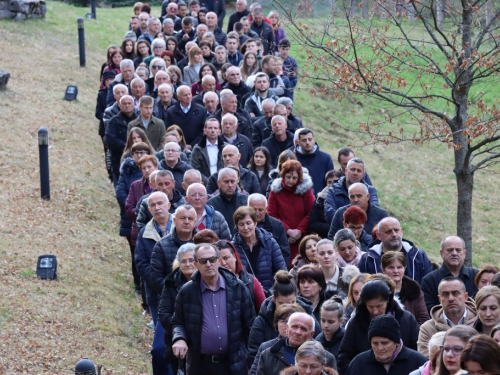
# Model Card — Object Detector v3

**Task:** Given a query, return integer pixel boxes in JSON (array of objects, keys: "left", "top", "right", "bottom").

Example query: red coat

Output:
[{"left": 267, "top": 175, "right": 315, "bottom": 265}]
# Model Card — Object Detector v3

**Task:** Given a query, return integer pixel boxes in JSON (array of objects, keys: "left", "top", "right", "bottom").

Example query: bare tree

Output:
[{"left": 273, "top": 0, "right": 500, "bottom": 265}]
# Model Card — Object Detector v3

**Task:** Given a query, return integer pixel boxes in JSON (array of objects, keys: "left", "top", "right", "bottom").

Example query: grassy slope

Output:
[{"left": 0, "top": 2, "right": 499, "bottom": 373}]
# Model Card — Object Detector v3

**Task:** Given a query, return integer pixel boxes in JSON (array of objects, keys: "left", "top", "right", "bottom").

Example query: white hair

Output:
[
  {"left": 248, "top": 193, "right": 267, "bottom": 206},
  {"left": 120, "top": 59, "right": 134, "bottom": 69},
  {"left": 113, "top": 83, "right": 127, "bottom": 94},
  {"left": 164, "top": 141, "right": 182, "bottom": 152},
  {"left": 348, "top": 182, "right": 369, "bottom": 195},
  {"left": 147, "top": 191, "right": 169, "bottom": 206},
  {"left": 183, "top": 169, "right": 202, "bottom": 182},
  {"left": 221, "top": 113, "right": 237, "bottom": 125},
  {"left": 218, "top": 167, "right": 238, "bottom": 180},
  {"left": 158, "top": 83, "right": 174, "bottom": 92},
  {"left": 203, "top": 91, "right": 218, "bottom": 102},
  {"left": 287, "top": 312, "right": 315, "bottom": 332}
]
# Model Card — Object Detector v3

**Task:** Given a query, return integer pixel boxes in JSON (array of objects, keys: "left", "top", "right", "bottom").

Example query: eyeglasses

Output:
[
  {"left": 197, "top": 256, "right": 218, "bottom": 265},
  {"left": 180, "top": 258, "right": 195, "bottom": 265},
  {"left": 440, "top": 345, "right": 464, "bottom": 356},
  {"left": 346, "top": 225, "right": 364, "bottom": 232},
  {"left": 188, "top": 193, "right": 206, "bottom": 198},
  {"left": 152, "top": 65, "right": 164, "bottom": 69},
  {"left": 133, "top": 151, "right": 148, "bottom": 156},
  {"left": 164, "top": 149, "right": 179, "bottom": 153}
]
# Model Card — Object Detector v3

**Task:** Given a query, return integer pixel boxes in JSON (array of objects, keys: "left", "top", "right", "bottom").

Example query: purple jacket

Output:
[{"left": 273, "top": 27, "right": 286, "bottom": 52}]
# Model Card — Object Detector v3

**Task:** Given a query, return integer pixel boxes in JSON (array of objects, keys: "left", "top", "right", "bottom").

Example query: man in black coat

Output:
[
  {"left": 96, "top": 70, "right": 115, "bottom": 181},
  {"left": 250, "top": 8, "right": 274, "bottom": 55},
  {"left": 220, "top": 113, "right": 253, "bottom": 167},
  {"left": 261, "top": 115, "right": 294, "bottom": 167},
  {"left": 105, "top": 95, "right": 138, "bottom": 184},
  {"left": 421, "top": 235, "right": 478, "bottom": 311},
  {"left": 166, "top": 85, "right": 207, "bottom": 147},
  {"left": 227, "top": 0, "right": 249, "bottom": 33},
  {"left": 213, "top": 91, "right": 252, "bottom": 140},
  {"left": 248, "top": 193, "right": 291, "bottom": 265},
  {"left": 172, "top": 244, "right": 255, "bottom": 375},
  {"left": 221, "top": 66, "right": 251, "bottom": 106},
  {"left": 206, "top": 168, "right": 249, "bottom": 234},
  {"left": 159, "top": 142, "right": 193, "bottom": 195},
  {"left": 251, "top": 98, "right": 275, "bottom": 147},
  {"left": 206, "top": 11, "right": 227, "bottom": 44},
  {"left": 153, "top": 83, "right": 177, "bottom": 124}
]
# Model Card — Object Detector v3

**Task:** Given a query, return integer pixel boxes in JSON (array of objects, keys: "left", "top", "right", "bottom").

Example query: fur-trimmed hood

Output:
[
  {"left": 280, "top": 366, "right": 338, "bottom": 375},
  {"left": 119, "top": 156, "right": 139, "bottom": 175},
  {"left": 270, "top": 173, "right": 313, "bottom": 195},
  {"left": 399, "top": 275, "right": 422, "bottom": 302}
]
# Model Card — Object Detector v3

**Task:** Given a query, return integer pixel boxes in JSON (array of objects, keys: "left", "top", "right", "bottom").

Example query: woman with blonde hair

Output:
[{"left": 183, "top": 46, "right": 204, "bottom": 85}]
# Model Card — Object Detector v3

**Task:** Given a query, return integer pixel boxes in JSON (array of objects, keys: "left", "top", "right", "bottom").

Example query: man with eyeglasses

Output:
[
  {"left": 159, "top": 142, "right": 193, "bottom": 195},
  {"left": 421, "top": 236, "right": 479, "bottom": 311},
  {"left": 171, "top": 243, "right": 255, "bottom": 375},
  {"left": 327, "top": 182, "right": 388, "bottom": 244},
  {"left": 256, "top": 312, "right": 336, "bottom": 375},
  {"left": 417, "top": 276, "right": 477, "bottom": 357},
  {"left": 150, "top": 204, "right": 198, "bottom": 296},
  {"left": 185, "top": 183, "right": 230, "bottom": 239}
]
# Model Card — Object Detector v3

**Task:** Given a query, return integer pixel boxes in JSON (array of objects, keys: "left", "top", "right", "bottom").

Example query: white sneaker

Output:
[{"left": 147, "top": 321, "right": 155, "bottom": 329}]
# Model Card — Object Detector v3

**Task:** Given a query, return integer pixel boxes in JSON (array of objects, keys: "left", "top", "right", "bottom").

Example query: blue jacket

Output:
[
  {"left": 295, "top": 144, "right": 334, "bottom": 195},
  {"left": 232, "top": 227, "right": 286, "bottom": 290},
  {"left": 204, "top": 204, "right": 231, "bottom": 240},
  {"left": 115, "top": 157, "right": 142, "bottom": 237},
  {"left": 324, "top": 176, "right": 379, "bottom": 223},
  {"left": 358, "top": 239, "right": 433, "bottom": 285}
]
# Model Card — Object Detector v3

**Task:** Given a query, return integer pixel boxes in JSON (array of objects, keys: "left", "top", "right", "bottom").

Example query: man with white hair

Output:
[
  {"left": 256, "top": 312, "right": 337, "bottom": 375},
  {"left": 153, "top": 83, "right": 177, "bottom": 123},
  {"left": 130, "top": 77, "right": 147, "bottom": 106},
  {"left": 166, "top": 85, "right": 207, "bottom": 147},
  {"left": 103, "top": 83, "right": 136, "bottom": 129},
  {"left": 221, "top": 66, "right": 251, "bottom": 105},
  {"left": 214, "top": 91, "right": 252, "bottom": 139},
  {"left": 106, "top": 59, "right": 140, "bottom": 106},
  {"left": 200, "top": 91, "right": 219, "bottom": 116},
  {"left": 206, "top": 144, "right": 261, "bottom": 195},
  {"left": 185, "top": 183, "right": 230, "bottom": 239},
  {"left": 192, "top": 75, "right": 219, "bottom": 107},
  {"left": 159, "top": 142, "right": 194, "bottom": 195},
  {"left": 227, "top": 0, "right": 250, "bottom": 33},
  {"left": 261, "top": 115, "right": 294, "bottom": 167},
  {"left": 251, "top": 98, "right": 275, "bottom": 147},
  {"left": 206, "top": 168, "right": 248, "bottom": 234},
  {"left": 248, "top": 193, "right": 290, "bottom": 265},
  {"left": 220, "top": 113, "right": 253, "bottom": 166}
]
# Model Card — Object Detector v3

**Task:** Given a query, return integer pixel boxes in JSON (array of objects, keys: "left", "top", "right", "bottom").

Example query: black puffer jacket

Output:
[
  {"left": 206, "top": 192, "right": 249, "bottom": 233},
  {"left": 316, "top": 327, "right": 345, "bottom": 361},
  {"left": 247, "top": 296, "right": 322, "bottom": 366},
  {"left": 149, "top": 229, "right": 195, "bottom": 295},
  {"left": 159, "top": 159, "right": 193, "bottom": 195},
  {"left": 171, "top": 267, "right": 256, "bottom": 375},
  {"left": 257, "top": 214, "right": 291, "bottom": 266}
]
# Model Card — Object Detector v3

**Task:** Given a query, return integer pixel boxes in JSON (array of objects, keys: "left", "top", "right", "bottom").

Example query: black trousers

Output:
[{"left": 198, "top": 359, "right": 231, "bottom": 375}]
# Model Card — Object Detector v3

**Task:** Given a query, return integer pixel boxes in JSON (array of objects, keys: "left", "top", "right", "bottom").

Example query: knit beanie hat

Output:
[{"left": 368, "top": 314, "right": 400, "bottom": 343}]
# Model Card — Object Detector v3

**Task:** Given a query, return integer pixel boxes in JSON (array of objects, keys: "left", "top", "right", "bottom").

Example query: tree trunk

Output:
[
  {"left": 436, "top": 0, "right": 444, "bottom": 30},
  {"left": 455, "top": 163, "right": 474, "bottom": 267},
  {"left": 361, "top": 0, "right": 368, "bottom": 19}
]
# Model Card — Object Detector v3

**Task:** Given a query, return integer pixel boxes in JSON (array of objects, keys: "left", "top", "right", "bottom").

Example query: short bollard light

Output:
[{"left": 38, "top": 127, "right": 50, "bottom": 200}]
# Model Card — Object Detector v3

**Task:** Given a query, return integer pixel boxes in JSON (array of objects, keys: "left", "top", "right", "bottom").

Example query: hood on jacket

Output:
[
  {"left": 429, "top": 297, "right": 477, "bottom": 331},
  {"left": 296, "top": 144, "right": 319, "bottom": 156},
  {"left": 119, "top": 156, "right": 139, "bottom": 175},
  {"left": 341, "top": 264, "right": 361, "bottom": 286},
  {"left": 400, "top": 275, "right": 422, "bottom": 302},
  {"left": 258, "top": 294, "right": 315, "bottom": 321},
  {"left": 270, "top": 173, "right": 313, "bottom": 195},
  {"left": 368, "top": 239, "right": 417, "bottom": 256}
]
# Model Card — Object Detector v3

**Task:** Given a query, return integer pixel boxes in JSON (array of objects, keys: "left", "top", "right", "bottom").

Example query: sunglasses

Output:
[
  {"left": 197, "top": 256, "right": 218, "bottom": 265},
  {"left": 152, "top": 65, "right": 164, "bottom": 69}
]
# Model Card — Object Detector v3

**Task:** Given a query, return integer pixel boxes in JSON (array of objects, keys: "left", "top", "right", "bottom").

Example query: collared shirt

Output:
[
  {"left": 325, "top": 265, "right": 340, "bottom": 292},
  {"left": 223, "top": 133, "right": 237, "bottom": 144},
  {"left": 196, "top": 208, "right": 207, "bottom": 229},
  {"left": 154, "top": 216, "right": 172, "bottom": 238},
  {"left": 442, "top": 308, "right": 467, "bottom": 327},
  {"left": 200, "top": 274, "right": 228, "bottom": 355},
  {"left": 206, "top": 139, "right": 219, "bottom": 175},
  {"left": 180, "top": 102, "right": 191, "bottom": 114}
]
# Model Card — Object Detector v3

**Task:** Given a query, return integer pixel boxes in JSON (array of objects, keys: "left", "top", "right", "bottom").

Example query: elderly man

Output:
[
  {"left": 417, "top": 277, "right": 477, "bottom": 357},
  {"left": 250, "top": 7, "right": 274, "bottom": 55},
  {"left": 181, "top": 169, "right": 204, "bottom": 193},
  {"left": 261, "top": 115, "right": 294, "bottom": 166},
  {"left": 221, "top": 66, "right": 251, "bottom": 105},
  {"left": 207, "top": 144, "right": 261, "bottom": 195},
  {"left": 220, "top": 113, "right": 253, "bottom": 166},
  {"left": 159, "top": 142, "right": 193, "bottom": 195},
  {"left": 166, "top": 85, "right": 207, "bottom": 147},
  {"left": 106, "top": 59, "right": 139, "bottom": 106},
  {"left": 324, "top": 157, "right": 379, "bottom": 223},
  {"left": 251, "top": 98, "right": 275, "bottom": 147},
  {"left": 185, "top": 183, "right": 230, "bottom": 239},
  {"left": 421, "top": 236, "right": 479, "bottom": 311},
  {"left": 150, "top": 204, "right": 197, "bottom": 295},
  {"left": 346, "top": 315, "right": 426, "bottom": 375},
  {"left": 227, "top": 0, "right": 249, "bottom": 32},
  {"left": 206, "top": 168, "right": 248, "bottom": 233},
  {"left": 161, "top": 2, "right": 180, "bottom": 25},
  {"left": 295, "top": 128, "right": 334, "bottom": 194},
  {"left": 358, "top": 217, "right": 433, "bottom": 285},
  {"left": 105, "top": 95, "right": 138, "bottom": 184},
  {"left": 256, "top": 312, "right": 337, "bottom": 375},
  {"left": 138, "top": 17, "right": 161, "bottom": 43},
  {"left": 206, "top": 11, "right": 227, "bottom": 44},
  {"left": 327, "top": 183, "right": 388, "bottom": 244},
  {"left": 127, "top": 96, "right": 165, "bottom": 151},
  {"left": 191, "top": 118, "right": 224, "bottom": 184},
  {"left": 193, "top": 75, "right": 218, "bottom": 107},
  {"left": 135, "top": 191, "right": 172, "bottom": 325},
  {"left": 153, "top": 83, "right": 176, "bottom": 124},
  {"left": 214, "top": 91, "right": 252, "bottom": 140},
  {"left": 161, "top": 18, "right": 175, "bottom": 37},
  {"left": 276, "top": 97, "right": 303, "bottom": 132},
  {"left": 136, "top": 170, "right": 187, "bottom": 231},
  {"left": 245, "top": 73, "right": 279, "bottom": 119},
  {"left": 337, "top": 147, "right": 372, "bottom": 185},
  {"left": 148, "top": 70, "right": 170, "bottom": 98},
  {"left": 130, "top": 77, "right": 147, "bottom": 106},
  {"left": 201, "top": 91, "right": 219, "bottom": 115},
  {"left": 103, "top": 83, "right": 135, "bottom": 129},
  {"left": 171, "top": 243, "right": 255, "bottom": 375},
  {"left": 248, "top": 193, "right": 290, "bottom": 265}
]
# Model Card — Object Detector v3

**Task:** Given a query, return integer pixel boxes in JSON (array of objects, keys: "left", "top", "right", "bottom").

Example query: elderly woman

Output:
[
  {"left": 381, "top": 251, "right": 429, "bottom": 325},
  {"left": 435, "top": 325, "right": 478, "bottom": 375},
  {"left": 143, "top": 38, "right": 166, "bottom": 68},
  {"left": 333, "top": 229, "right": 363, "bottom": 267},
  {"left": 337, "top": 279, "right": 420, "bottom": 374},
  {"left": 289, "top": 234, "right": 321, "bottom": 281},
  {"left": 474, "top": 285, "right": 500, "bottom": 335},
  {"left": 268, "top": 160, "right": 315, "bottom": 266},
  {"left": 231, "top": 206, "right": 286, "bottom": 291},
  {"left": 461, "top": 334, "right": 500, "bottom": 375},
  {"left": 345, "top": 315, "right": 427, "bottom": 375},
  {"left": 158, "top": 243, "right": 197, "bottom": 374},
  {"left": 280, "top": 341, "right": 338, "bottom": 375},
  {"left": 183, "top": 46, "right": 204, "bottom": 85},
  {"left": 216, "top": 239, "right": 266, "bottom": 312}
]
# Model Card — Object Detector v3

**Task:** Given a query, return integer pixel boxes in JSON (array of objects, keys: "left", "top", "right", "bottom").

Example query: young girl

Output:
[
  {"left": 316, "top": 295, "right": 345, "bottom": 360},
  {"left": 240, "top": 51, "right": 259, "bottom": 81},
  {"left": 248, "top": 146, "right": 272, "bottom": 193}
]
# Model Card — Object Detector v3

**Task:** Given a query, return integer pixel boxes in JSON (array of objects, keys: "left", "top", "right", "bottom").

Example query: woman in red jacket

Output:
[{"left": 268, "top": 160, "right": 315, "bottom": 267}]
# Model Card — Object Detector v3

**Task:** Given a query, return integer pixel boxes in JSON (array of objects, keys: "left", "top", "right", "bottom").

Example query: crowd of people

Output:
[{"left": 94, "top": 1, "right": 500, "bottom": 374}]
